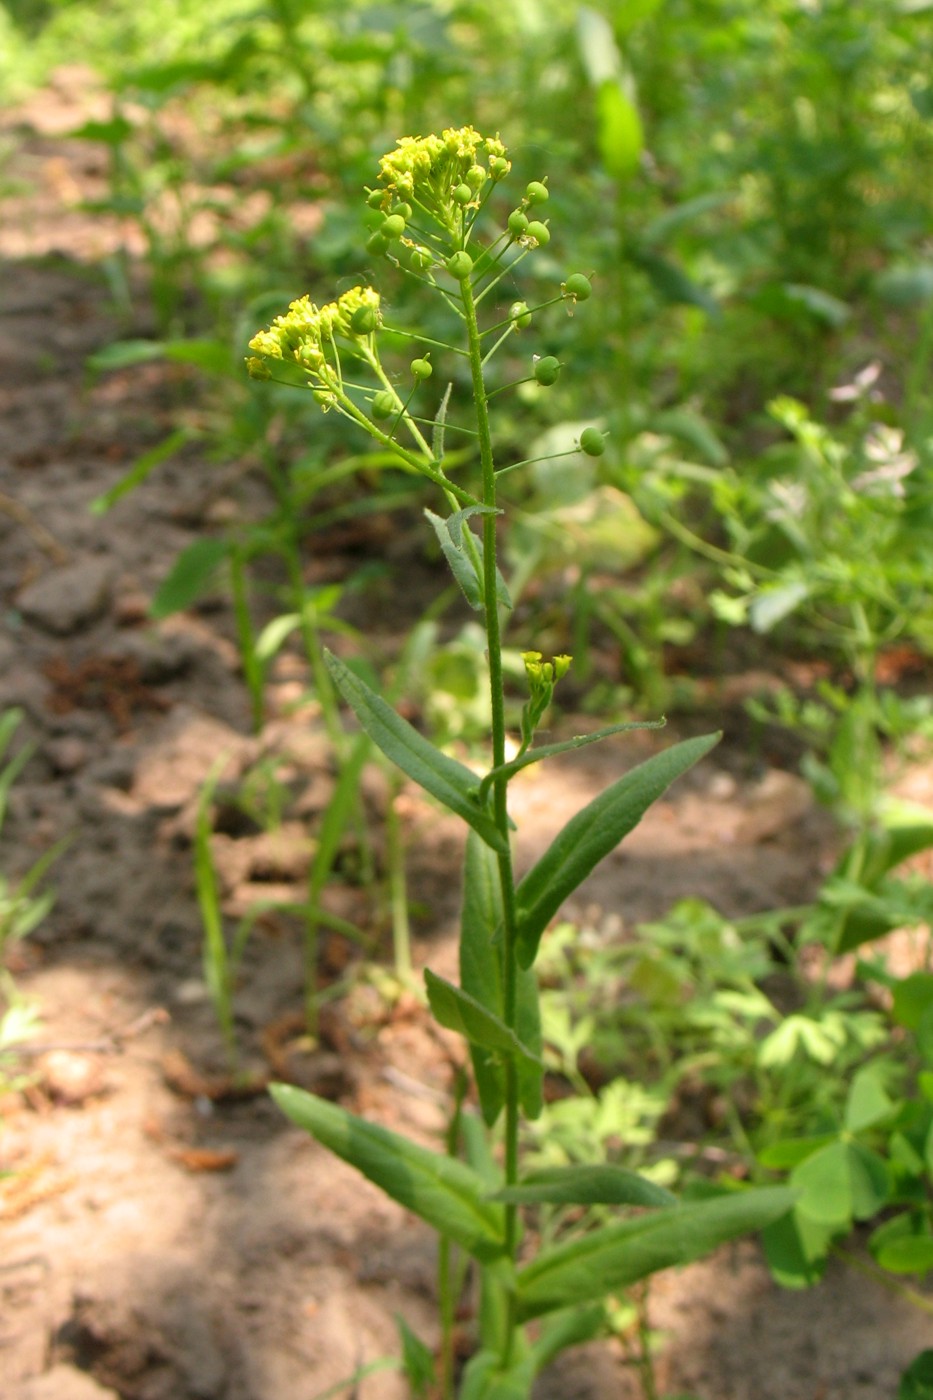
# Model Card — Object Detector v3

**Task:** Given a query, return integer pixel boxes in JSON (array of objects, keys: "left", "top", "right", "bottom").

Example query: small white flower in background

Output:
[
  {"left": 853, "top": 425, "right": 918, "bottom": 497},
  {"left": 829, "top": 359, "right": 882, "bottom": 403}
]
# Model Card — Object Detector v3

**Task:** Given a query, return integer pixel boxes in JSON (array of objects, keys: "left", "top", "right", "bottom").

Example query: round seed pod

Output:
[
  {"left": 411, "top": 357, "right": 433, "bottom": 379},
  {"left": 391, "top": 201, "right": 413, "bottom": 219},
  {"left": 564, "top": 273, "right": 592, "bottom": 302},
  {"left": 466, "top": 164, "right": 486, "bottom": 190},
  {"left": 509, "top": 301, "right": 532, "bottom": 329},
  {"left": 526, "top": 221, "right": 550, "bottom": 246},
  {"left": 525, "top": 180, "right": 549, "bottom": 204},
  {"left": 446, "top": 251, "right": 474, "bottom": 280},
  {"left": 490, "top": 156, "right": 510, "bottom": 178},
  {"left": 366, "top": 189, "right": 385, "bottom": 208},
  {"left": 372, "top": 390, "right": 397, "bottom": 420},
  {"left": 350, "top": 305, "right": 379, "bottom": 334},
  {"left": 534, "top": 356, "right": 561, "bottom": 386},
  {"left": 453, "top": 183, "right": 473, "bottom": 205},
  {"left": 366, "top": 231, "right": 389, "bottom": 256},
  {"left": 580, "top": 428, "right": 606, "bottom": 457},
  {"left": 508, "top": 210, "right": 529, "bottom": 237},
  {"left": 382, "top": 213, "right": 407, "bottom": 239},
  {"left": 410, "top": 247, "right": 434, "bottom": 271}
]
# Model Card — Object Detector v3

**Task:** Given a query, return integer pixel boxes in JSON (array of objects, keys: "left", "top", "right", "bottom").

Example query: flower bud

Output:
[
  {"left": 490, "top": 156, "right": 510, "bottom": 178},
  {"left": 466, "top": 164, "right": 486, "bottom": 190}
]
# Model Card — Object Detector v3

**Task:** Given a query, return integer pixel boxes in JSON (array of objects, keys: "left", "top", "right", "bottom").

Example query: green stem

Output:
[{"left": 461, "top": 272, "right": 522, "bottom": 1362}]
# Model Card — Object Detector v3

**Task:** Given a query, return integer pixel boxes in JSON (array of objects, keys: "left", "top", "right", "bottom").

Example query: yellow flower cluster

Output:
[
  {"left": 376, "top": 126, "right": 510, "bottom": 227},
  {"left": 246, "top": 286, "right": 381, "bottom": 383}
]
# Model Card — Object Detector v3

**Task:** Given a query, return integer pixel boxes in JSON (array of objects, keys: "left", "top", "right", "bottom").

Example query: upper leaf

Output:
[
  {"left": 325, "top": 650, "right": 507, "bottom": 853},
  {"left": 515, "top": 733, "right": 720, "bottom": 967}
]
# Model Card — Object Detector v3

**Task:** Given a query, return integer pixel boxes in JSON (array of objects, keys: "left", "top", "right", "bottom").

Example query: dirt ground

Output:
[{"left": 2, "top": 73, "right": 932, "bottom": 1400}]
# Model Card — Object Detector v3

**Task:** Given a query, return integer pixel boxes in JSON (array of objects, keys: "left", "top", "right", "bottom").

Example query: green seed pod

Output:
[
  {"left": 564, "top": 273, "right": 592, "bottom": 302},
  {"left": 525, "top": 180, "right": 549, "bottom": 204},
  {"left": 508, "top": 209, "right": 529, "bottom": 237},
  {"left": 411, "top": 357, "right": 433, "bottom": 379},
  {"left": 350, "top": 305, "right": 379, "bottom": 335},
  {"left": 382, "top": 213, "right": 406, "bottom": 239},
  {"left": 509, "top": 300, "right": 532, "bottom": 329},
  {"left": 534, "top": 355, "right": 561, "bottom": 386},
  {"left": 391, "top": 201, "right": 413, "bottom": 219},
  {"left": 526, "top": 220, "right": 550, "bottom": 246},
  {"left": 580, "top": 427, "right": 606, "bottom": 457},
  {"left": 372, "top": 390, "right": 397, "bottom": 420},
  {"left": 410, "top": 246, "right": 434, "bottom": 271},
  {"left": 490, "top": 156, "right": 510, "bottom": 178},
  {"left": 453, "top": 183, "right": 473, "bottom": 206},
  {"left": 466, "top": 164, "right": 486, "bottom": 190},
  {"left": 446, "top": 251, "right": 474, "bottom": 280},
  {"left": 364, "top": 207, "right": 386, "bottom": 231},
  {"left": 366, "top": 189, "right": 385, "bottom": 209},
  {"left": 366, "top": 231, "right": 389, "bottom": 256}
]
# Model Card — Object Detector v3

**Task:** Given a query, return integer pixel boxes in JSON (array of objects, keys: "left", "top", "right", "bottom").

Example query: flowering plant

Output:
[{"left": 249, "top": 127, "right": 794, "bottom": 1399}]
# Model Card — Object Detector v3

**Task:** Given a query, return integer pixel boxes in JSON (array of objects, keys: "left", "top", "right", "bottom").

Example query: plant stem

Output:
[{"left": 461, "top": 273, "right": 522, "bottom": 1360}]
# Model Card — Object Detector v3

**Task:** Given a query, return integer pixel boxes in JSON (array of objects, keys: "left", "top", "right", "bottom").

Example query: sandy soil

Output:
[{"left": 1, "top": 72, "right": 931, "bottom": 1400}]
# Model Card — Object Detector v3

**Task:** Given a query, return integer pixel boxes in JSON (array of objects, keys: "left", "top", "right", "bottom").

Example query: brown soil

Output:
[{"left": 2, "top": 71, "right": 932, "bottom": 1400}]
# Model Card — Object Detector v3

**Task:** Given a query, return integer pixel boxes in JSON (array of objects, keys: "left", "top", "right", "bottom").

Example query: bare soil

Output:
[{"left": 2, "top": 72, "right": 931, "bottom": 1400}]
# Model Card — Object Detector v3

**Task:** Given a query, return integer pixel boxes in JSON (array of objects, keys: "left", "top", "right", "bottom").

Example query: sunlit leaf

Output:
[{"left": 271, "top": 1084, "right": 507, "bottom": 1262}]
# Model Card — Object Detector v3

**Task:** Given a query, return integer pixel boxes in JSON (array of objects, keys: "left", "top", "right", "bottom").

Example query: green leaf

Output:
[
  {"left": 515, "top": 1187, "right": 795, "bottom": 1320},
  {"left": 892, "top": 974, "right": 933, "bottom": 1031},
  {"left": 425, "top": 970, "right": 542, "bottom": 1075},
  {"left": 900, "top": 1351, "right": 933, "bottom": 1400},
  {"left": 432, "top": 382, "right": 453, "bottom": 460},
  {"left": 757, "top": 1133, "right": 838, "bottom": 1171},
  {"left": 761, "top": 1209, "right": 832, "bottom": 1289},
  {"left": 515, "top": 734, "right": 720, "bottom": 968},
  {"left": 628, "top": 247, "right": 720, "bottom": 317},
  {"left": 597, "top": 78, "right": 643, "bottom": 181},
  {"left": 425, "top": 506, "right": 511, "bottom": 613},
  {"left": 491, "top": 1165, "right": 675, "bottom": 1209},
  {"left": 324, "top": 651, "right": 507, "bottom": 853},
  {"left": 395, "top": 1316, "right": 435, "bottom": 1398},
  {"left": 459, "top": 833, "right": 542, "bottom": 1125},
  {"left": 845, "top": 1063, "right": 895, "bottom": 1134},
  {"left": 877, "top": 1234, "right": 933, "bottom": 1276},
  {"left": 90, "top": 428, "right": 194, "bottom": 515},
  {"left": 151, "top": 536, "right": 229, "bottom": 618},
  {"left": 270, "top": 1084, "right": 506, "bottom": 1262},
  {"left": 477, "top": 719, "right": 666, "bottom": 804},
  {"left": 459, "top": 1350, "right": 537, "bottom": 1400},
  {"left": 792, "top": 1141, "right": 889, "bottom": 1228}
]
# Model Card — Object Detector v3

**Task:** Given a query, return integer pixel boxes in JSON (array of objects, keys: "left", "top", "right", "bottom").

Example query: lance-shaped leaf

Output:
[
  {"left": 491, "top": 1165, "right": 675, "bottom": 1209},
  {"left": 460, "top": 832, "right": 542, "bottom": 1125},
  {"left": 515, "top": 733, "right": 720, "bottom": 968},
  {"left": 325, "top": 650, "right": 506, "bottom": 853},
  {"left": 477, "top": 718, "right": 666, "bottom": 803},
  {"left": 425, "top": 970, "right": 543, "bottom": 1078},
  {"left": 425, "top": 506, "right": 512, "bottom": 613},
  {"left": 515, "top": 1186, "right": 795, "bottom": 1320},
  {"left": 270, "top": 1083, "right": 507, "bottom": 1262}
]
